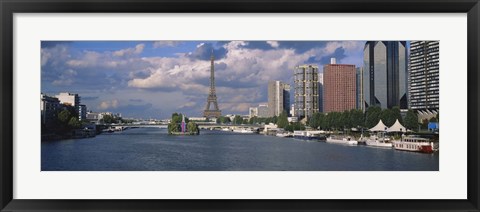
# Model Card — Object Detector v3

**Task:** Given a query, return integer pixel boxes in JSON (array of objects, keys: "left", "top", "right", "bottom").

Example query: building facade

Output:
[
  {"left": 268, "top": 81, "right": 290, "bottom": 117},
  {"left": 41, "top": 94, "right": 60, "bottom": 125},
  {"left": 323, "top": 63, "right": 357, "bottom": 113},
  {"left": 257, "top": 103, "right": 269, "bottom": 118},
  {"left": 56, "top": 92, "right": 80, "bottom": 108},
  {"left": 356, "top": 67, "right": 364, "bottom": 111},
  {"left": 79, "top": 104, "right": 87, "bottom": 121},
  {"left": 408, "top": 41, "right": 439, "bottom": 110},
  {"left": 249, "top": 107, "right": 258, "bottom": 118},
  {"left": 318, "top": 73, "right": 324, "bottom": 113},
  {"left": 294, "top": 65, "right": 319, "bottom": 118},
  {"left": 363, "top": 41, "right": 408, "bottom": 109}
]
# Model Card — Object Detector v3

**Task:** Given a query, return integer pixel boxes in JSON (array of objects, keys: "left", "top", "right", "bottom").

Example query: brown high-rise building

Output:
[{"left": 323, "top": 62, "right": 357, "bottom": 113}]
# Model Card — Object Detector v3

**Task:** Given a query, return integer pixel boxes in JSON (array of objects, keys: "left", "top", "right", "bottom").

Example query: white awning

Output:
[
  {"left": 386, "top": 119, "right": 408, "bottom": 132},
  {"left": 369, "top": 120, "right": 388, "bottom": 132}
]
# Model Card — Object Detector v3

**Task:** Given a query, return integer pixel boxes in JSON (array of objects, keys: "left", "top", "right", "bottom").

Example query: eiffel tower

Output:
[{"left": 203, "top": 50, "right": 222, "bottom": 118}]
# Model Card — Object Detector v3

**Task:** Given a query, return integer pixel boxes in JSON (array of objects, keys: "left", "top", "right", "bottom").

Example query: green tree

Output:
[
  {"left": 242, "top": 119, "right": 248, "bottom": 124},
  {"left": 68, "top": 117, "right": 82, "bottom": 129},
  {"left": 379, "top": 108, "right": 396, "bottom": 127},
  {"left": 276, "top": 111, "right": 289, "bottom": 128},
  {"left": 285, "top": 122, "right": 306, "bottom": 132},
  {"left": 102, "top": 114, "right": 115, "bottom": 124},
  {"left": 349, "top": 109, "right": 364, "bottom": 129},
  {"left": 391, "top": 106, "right": 403, "bottom": 124},
  {"left": 187, "top": 121, "right": 199, "bottom": 135},
  {"left": 404, "top": 109, "right": 418, "bottom": 131},
  {"left": 233, "top": 115, "right": 243, "bottom": 125},
  {"left": 58, "top": 110, "right": 72, "bottom": 124},
  {"left": 365, "top": 106, "right": 381, "bottom": 128}
]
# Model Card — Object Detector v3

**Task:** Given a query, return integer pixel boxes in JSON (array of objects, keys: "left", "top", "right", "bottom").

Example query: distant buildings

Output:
[
  {"left": 356, "top": 67, "right": 364, "bottom": 111},
  {"left": 249, "top": 107, "right": 258, "bottom": 118},
  {"left": 318, "top": 73, "right": 324, "bottom": 113},
  {"left": 363, "top": 41, "right": 408, "bottom": 109},
  {"left": 268, "top": 81, "right": 290, "bottom": 117},
  {"left": 323, "top": 60, "right": 357, "bottom": 113},
  {"left": 56, "top": 92, "right": 80, "bottom": 108},
  {"left": 79, "top": 104, "right": 87, "bottom": 121},
  {"left": 294, "top": 64, "right": 319, "bottom": 119},
  {"left": 408, "top": 41, "right": 439, "bottom": 110},
  {"left": 41, "top": 94, "right": 60, "bottom": 126},
  {"left": 257, "top": 103, "right": 269, "bottom": 118}
]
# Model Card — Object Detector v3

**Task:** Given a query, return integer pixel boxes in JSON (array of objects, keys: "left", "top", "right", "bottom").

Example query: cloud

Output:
[
  {"left": 267, "top": 41, "right": 279, "bottom": 48},
  {"left": 178, "top": 101, "right": 197, "bottom": 109},
  {"left": 113, "top": 44, "right": 145, "bottom": 57},
  {"left": 153, "top": 41, "right": 182, "bottom": 48},
  {"left": 98, "top": 99, "right": 119, "bottom": 110},
  {"left": 187, "top": 42, "right": 228, "bottom": 60},
  {"left": 52, "top": 69, "right": 77, "bottom": 86}
]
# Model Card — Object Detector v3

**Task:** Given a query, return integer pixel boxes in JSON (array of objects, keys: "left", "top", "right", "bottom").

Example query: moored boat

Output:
[
  {"left": 232, "top": 128, "right": 256, "bottom": 134},
  {"left": 276, "top": 132, "right": 293, "bottom": 137},
  {"left": 392, "top": 135, "right": 435, "bottom": 153},
  {"left": 293, "top": 131, "right": 322, "bottom": 140},
  {"left": 365, "top": 132, "right": 393, "bottom": 148},
  {"left": 326, "top": 135, "right": 358, "bottom": 145}
]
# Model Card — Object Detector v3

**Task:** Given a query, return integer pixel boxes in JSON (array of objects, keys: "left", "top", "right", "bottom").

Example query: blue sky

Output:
[{"left": 41, "top": 40, "right": 366, "bottom": 119}]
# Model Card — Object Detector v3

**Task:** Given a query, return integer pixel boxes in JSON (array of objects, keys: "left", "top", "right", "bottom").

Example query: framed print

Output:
[{"left": 1, "top": 0, "right": 479, "bottom": 211}]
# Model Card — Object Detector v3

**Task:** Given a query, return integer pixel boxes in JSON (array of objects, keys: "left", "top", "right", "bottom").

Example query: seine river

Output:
[{"left": 41, "top": 127, "right": 439, "bottom": 171}]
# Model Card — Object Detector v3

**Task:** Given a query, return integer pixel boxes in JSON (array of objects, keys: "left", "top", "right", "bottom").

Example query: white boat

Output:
[
  {"left": 293, "top": 131, "right": 322, "bottom": 140},
  {"left": 221, "top": 127, "right": 231, "bottom": 131},
  {"left": 276, "top": 132, "right": 293, "bottom": 137},
  {"left": 326, "top": 136, "right": 358, "bottom": 145},
  {"left": 392, "top": 135, "right": 435, "bottom": 153},
  {"left": 232, "top": 128, "right": 255, "bottom": 134},
  {"left": 365, "top": 132, "right": 393, "bottom": 148}
]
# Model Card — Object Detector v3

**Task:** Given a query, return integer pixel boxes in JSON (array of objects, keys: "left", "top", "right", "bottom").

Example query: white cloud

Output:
[
  {"left": 52, "top": 69, "right": 77, "bottom": 86},
  {"left": 113, "top": 44, "right": 145, "bottom": 57},
  {"left": 153, "top": 41, "right": 182, "bottom": 48},
  {"left": 98, "top": 99, "right": 119, "bottom": 110},
  {"left": 267, "top": 41, "right": 279, "bottom": 48}
]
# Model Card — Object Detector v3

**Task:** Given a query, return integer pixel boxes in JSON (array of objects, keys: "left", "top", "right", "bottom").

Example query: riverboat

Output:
[
  {"left": 365, "top": 132, "right": 393, "bottom": 148},
  {"left": 392, "top": 135, "right": 435, "bottom": 153},
  {"left": 326, "top": 135, "right": 358, "bottom": 145},
  {"left": 276, "top": 132, "right": 293, "bottom": 137},
  {"left": 293, "top": 131, "right": 322, "bottom": 140},
  {"left": 232, "top": 128, "right": 256, "bottom": 134}
]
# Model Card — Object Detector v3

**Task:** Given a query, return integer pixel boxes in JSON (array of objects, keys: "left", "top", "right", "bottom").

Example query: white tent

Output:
[
  {"left": 369, "top": 120, "right": 388, "bottom": 132},
  {"left": 386, "top": 119, "right": 408, "bottom": 132}
]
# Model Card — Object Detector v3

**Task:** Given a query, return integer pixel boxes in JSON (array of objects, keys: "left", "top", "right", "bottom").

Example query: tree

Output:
[
  {"left": 391, "top": 106, "right": 403, "bottom": 124},
  {"left": 102, "top": 114, "right": 115, "bottom": 124},
  {"left": 284, "top": 122, "right": 306, "bottom": 132},
  {"left": 68, "top": 117, "right": 82, "bottom": 129},
  {"left": 233, "top": 115, "right": 243, "bottom": 125},
  {"left": 187, "top": 121, "right": 199, "bottom": 135},
  {"left": 58, "top": 110, "right": 71, "bottom": 124},
  {"left": 379, "top": 108, "right": 396, "bottom": 127},
  {"left": 365, "top": 106, "right": 381, "bottom": 128},
  {"left": 349, "top": 109, "right": 364, "bottom": 129},
  {"left": 404, "top": 110, "right": 418, "bottom": 131},
  {"left": 276, "top": 111, "right": 289, "bottom": 128}
]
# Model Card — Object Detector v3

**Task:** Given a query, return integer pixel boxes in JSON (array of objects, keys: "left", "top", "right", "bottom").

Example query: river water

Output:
[{"left": 41, "top": 127, "right": 439, "bottom": 171}]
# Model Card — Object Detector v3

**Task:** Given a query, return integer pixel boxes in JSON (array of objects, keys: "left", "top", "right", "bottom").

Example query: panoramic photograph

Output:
[{"left": 41, "top": 40, "right": 439, "bottom": 171}]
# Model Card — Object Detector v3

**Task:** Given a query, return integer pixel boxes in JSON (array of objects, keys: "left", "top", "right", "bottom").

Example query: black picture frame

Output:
[{"left": 1, "top": 0, "right": 479, "bottom": 211}]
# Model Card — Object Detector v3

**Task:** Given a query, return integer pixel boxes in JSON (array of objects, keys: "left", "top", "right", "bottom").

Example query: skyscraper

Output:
[
  {"left": 268, "top": 81, "right": 290, "bottom": 117},
  {"left": 294, "top": 65, "right": 319, "bottom": 119},
  {"left": 356, "top": 67, "right": 364, "bottom": 111},
  {"left": 408, "top": 41, "right": 439, "bottom": 110},
  {"left": 363, "top": 41, "right": 408, "bottom": 109},
  {"left": 318, "top": 73, "right": 324, "bottom": 113},
  {"left": 323, "top": 63, "right": 357, "bottom": 113}
]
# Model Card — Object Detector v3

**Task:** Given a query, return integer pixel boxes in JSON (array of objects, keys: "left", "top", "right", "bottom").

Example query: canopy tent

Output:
[
  {"left": 369, "top": 120, "right": 388, "bottom": 132},
  {"left": 386, "top": 119, "right": 408, "bottom": 132}
]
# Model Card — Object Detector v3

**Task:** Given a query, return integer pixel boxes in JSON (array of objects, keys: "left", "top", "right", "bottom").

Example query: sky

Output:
[{"left": 41, "top": 40, "right": 366, "bottom": 119}]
